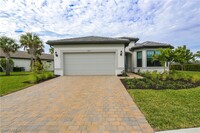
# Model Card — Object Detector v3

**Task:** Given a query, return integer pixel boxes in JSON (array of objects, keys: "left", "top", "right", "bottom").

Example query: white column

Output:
[{"left": 142, "top": 49, "right": 147, "bottom": 67}]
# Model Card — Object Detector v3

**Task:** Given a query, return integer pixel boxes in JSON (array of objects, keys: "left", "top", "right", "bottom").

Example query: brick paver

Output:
[{"left": 0, "top": 76, "right": 154, "bottom": 133}]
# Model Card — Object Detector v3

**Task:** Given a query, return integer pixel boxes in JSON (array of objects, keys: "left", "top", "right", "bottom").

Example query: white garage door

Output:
[{"left": 64, "top": 52, "right": 115, "bottom": 75}]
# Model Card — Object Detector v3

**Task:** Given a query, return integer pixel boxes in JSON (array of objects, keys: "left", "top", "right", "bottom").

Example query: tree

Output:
[
  {"left": 20, "top": 32, "right": 44, "bottom": 71},
  {"left": 49, "top": 46, "right": 54, "bottom": 54},
  {"left": 0, "top": 58, "right": 14, "bottom": 71},
  {"left": 0, "top": 36, "right": 19, "bottom": 75},
  {"left": 153, "top": 48, "right": 174, "bottom": 73},
  {"left": 173, "top": 45, "right": 194, "bottom": 70},
  {"left": 194, "top": 51, "right": 200, "bottom": 59}
]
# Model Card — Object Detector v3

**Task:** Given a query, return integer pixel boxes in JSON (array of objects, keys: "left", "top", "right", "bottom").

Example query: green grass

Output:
[
  {"left": 128, "top": 71, "right": 200, "bottom": 131},
  {"left": 0, "top": 72, "right": 35, "bottom": 96}
]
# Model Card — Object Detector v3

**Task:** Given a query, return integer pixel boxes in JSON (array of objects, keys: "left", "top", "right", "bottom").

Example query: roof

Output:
[
  {"left": 117, "top": 37, "right": 139, "bottom": 42},
  {"left": 130, "top": 41, "right": 174, "bottom": 51},
  {"left": 46, "top": 36, "right": 138, "bottom": 46},
  {"left": 0, "top": 49, "right": 53, "bottom": 60}
]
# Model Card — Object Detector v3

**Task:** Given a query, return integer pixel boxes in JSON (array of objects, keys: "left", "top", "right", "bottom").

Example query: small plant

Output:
[
  {"left": 121, "top": 70, "right": 128, "bottom": 77},
  {"left": 150, "top": 71, "right": 159, "bottom": 81},
  {"left": 161, "top": 73, "right": 167, "bottom": 81},
  {"left": 30, "top": 60, "right": 54, "bottom": 83},
  {"left": 190, "top": 75, "right": 200, "bottom": 83},
  {"left": 172, "top": 73, "right": 178, "bottom": 80}
]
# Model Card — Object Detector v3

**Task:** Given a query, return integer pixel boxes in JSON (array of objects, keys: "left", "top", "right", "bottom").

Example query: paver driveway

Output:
[{"left": 0, "top": 76, "right": 154, "bottom": 133}]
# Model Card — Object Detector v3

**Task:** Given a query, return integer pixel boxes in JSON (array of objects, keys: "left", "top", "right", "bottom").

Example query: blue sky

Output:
[{"left": 0, "top": 0, "right": 200, "bottom": 53}]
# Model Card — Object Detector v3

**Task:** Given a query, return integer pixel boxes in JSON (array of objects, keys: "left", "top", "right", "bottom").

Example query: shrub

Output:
[
  {"left": 161, "top": 73, "right": 167, "bottom": 81},
  {"left": 170, "top": 64, "right": 181, "bottom": 70},
  {"left": 150, "top": 71, "right": 159, "bottom": 81},
  {"left": 184, "top": 64, "right": 200, "bottom": 71},
  {"left": 0, "top": 67, "right": 3, "bottom": 72},
  {"left": 31, "top": 72, "right": 55, "bottom": 83},
  {"left": 171, "top": 73, "right": 178, "bottom": 80},
  {"left": 190, "top": 75, "right": 200, "bottom": 83},
  {"left": 13, "top": 67, "right": 25, "bottom": 72},
  {"left": 170, "top": 64, "right": 200, "bottom": 71},
  {"left": 144, "top": 71, "right": 151, "bottom": 78},
  {"left": 33, "top": 61, "right": 43, "bottom": 74},
  {"left": 122, "top": 74, "right": 198, "bottom": 90}
]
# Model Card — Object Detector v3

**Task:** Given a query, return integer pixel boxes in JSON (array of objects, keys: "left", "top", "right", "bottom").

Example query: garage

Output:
[
  {"left": 64, "top": 52, "right": 115, "bottom": 75},
  {"left": 46, "top": 36, "right": 134, "bottom": 76}
]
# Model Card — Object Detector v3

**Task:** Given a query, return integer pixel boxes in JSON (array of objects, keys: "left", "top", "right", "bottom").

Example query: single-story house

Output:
[
  {"left": 47, "top": 36, "right": 173, "bottom": 76},
  {"left": 0, "top": 49, "right": 54, "bottom": 71}
]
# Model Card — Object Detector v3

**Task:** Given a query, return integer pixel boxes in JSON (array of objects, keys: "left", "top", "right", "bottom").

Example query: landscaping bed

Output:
[{"left": 121, "top": 71, "right": 200, "bottom": 90}]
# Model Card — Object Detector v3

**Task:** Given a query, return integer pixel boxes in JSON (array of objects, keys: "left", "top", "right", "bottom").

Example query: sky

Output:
[{"left": 0, "top": 0, "right": 200, "bottom": 53}]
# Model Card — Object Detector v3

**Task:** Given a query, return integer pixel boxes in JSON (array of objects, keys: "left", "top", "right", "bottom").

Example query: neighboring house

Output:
[
  {"left": 0, "top": 49, "right": 54, "bottom": 71},
  {"left": 47, "top": 36, "right": 173, "bottom": 76}
]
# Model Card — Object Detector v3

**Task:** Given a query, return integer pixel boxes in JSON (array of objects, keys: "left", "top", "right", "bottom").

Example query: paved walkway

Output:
[
  {"left": 118, "top": 73, "right": 143, "bottom": 79},
  {"left": 156, "top": 127, "right": 200, "bottom": 133},
  {"left": 0, "top": 76, "right": 153, "bottom": 133}
]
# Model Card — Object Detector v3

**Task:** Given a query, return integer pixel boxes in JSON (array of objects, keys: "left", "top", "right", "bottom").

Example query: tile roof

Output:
[
  {"left": 130, "top": 41, "right": 174, "bottom": 50},
  {"left": 0, "top": 49, "right": 53, "bottom": 60},
  {"left": 46, "top": 36, "right": 137, "bottom": 46}
]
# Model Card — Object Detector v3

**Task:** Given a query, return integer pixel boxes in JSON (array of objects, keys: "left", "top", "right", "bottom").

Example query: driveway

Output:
[{"left": 0, "top": 76, "right": 153, "bottom": 133}]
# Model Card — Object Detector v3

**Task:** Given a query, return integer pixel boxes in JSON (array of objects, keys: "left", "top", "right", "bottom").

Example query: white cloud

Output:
[{"left": 0, "top": 0, "right": 200, "bottom": 53}]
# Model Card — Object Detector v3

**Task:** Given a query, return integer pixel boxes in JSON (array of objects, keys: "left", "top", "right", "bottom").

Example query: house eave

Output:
[{"left": 130, "top": 45, "right": 174, "bottom": 51}]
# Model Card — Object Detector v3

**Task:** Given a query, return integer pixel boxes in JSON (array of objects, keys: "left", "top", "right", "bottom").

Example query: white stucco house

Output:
[
  {"left": 0, "top": 49, "right": 54, "bottom": 71},
  {"left": 47, "top": 36, "right": 173, "bottom": 76}
]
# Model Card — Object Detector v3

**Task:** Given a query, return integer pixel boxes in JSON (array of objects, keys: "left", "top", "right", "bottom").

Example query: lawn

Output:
[
  {"left": 0, "top": 72, "right": 35, "bottom": 96},
  {"left": 127, "top": 71, "right": 200, "bottom": 131},
  {"left": 0, "top": 71, "right": 54, "bottom": 96}
]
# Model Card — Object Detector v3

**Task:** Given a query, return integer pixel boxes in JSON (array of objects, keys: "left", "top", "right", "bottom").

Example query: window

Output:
[
  {"left": 147, "top": 50, "right": 162, "bottom": 67},
  {"left": 137, "top": 51, "right": 142, "bottom": 67}
]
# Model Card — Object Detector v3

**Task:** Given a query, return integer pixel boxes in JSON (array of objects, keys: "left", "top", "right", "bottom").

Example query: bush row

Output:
[
  {"left": 13, "top": 67, "right": 25, "bottom": 72},
  {"left": 170, "top": 64, "right": 200, "bottom": 71},
  {"left": 31, "top": 72, "right": 55, "bottom": 83},
  {"left": 122, "top": 71, "right": 200, "bottom": 90},
  {"left": 139, "top": 71, "right": 200, "bottom": 83},
  {"left": 123, "top": 78, "right": 195, "bottom": 90}
]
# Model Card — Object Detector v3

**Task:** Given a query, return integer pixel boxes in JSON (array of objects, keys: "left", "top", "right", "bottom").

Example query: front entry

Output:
[{"left": 125, "top": 53, "right": 132, "bottom": 72}]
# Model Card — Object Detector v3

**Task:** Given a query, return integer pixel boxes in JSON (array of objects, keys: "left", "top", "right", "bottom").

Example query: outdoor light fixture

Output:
[
  {"left": 120, "top": 50, "right": 122, "bottom": 56},
  {"left": 55, "top": 51, "right": 58, "bottom": 57}
]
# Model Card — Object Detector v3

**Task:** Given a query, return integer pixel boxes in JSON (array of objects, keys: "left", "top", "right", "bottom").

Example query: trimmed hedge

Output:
[
  {"left": 13, "top": 67, "right": 25, "bottom": 72},
  {"left": 184, "top": 64, "right": 200, "bottom": 71},
  {"left": 170, "top": 64, "right": 200, "bottom": 71},
  {"left": 170, "top": 64, "right": 181, "bottom": 70}
]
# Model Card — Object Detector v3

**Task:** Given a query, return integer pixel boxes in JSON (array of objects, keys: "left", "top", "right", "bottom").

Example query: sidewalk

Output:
[{"left": 156, "top": 127, "right": 200, "bottom": 133}]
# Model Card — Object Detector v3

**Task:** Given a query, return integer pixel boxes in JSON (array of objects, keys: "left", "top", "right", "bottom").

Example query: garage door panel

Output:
[{"left": 64, "top": 53, "right": 115, "bottom": 75}]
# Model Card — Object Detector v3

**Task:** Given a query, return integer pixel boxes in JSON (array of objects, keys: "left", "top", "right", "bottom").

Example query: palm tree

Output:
[
  {"left": 0, "top": 36, "right": 19, "bottom": 76},
  {"left": 49, "top": 46, "right": 54, "bottom": 54},
  {"left": 20, "top": 32, "right": 44, "bottom": 71}
]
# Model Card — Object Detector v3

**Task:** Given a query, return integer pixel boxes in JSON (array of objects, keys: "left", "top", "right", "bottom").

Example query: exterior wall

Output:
[
  {"left": 53, "top": 44, "right": 125, "bottom": 76},
  {"left": 0, "top": 58, "right": 54, "bottom": 71},
  {"left": 13, "top": 59, "right": 31, "bottom": 71},
  {"left": 131, "top": 48, "right": 168, "bottom": 73}
]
